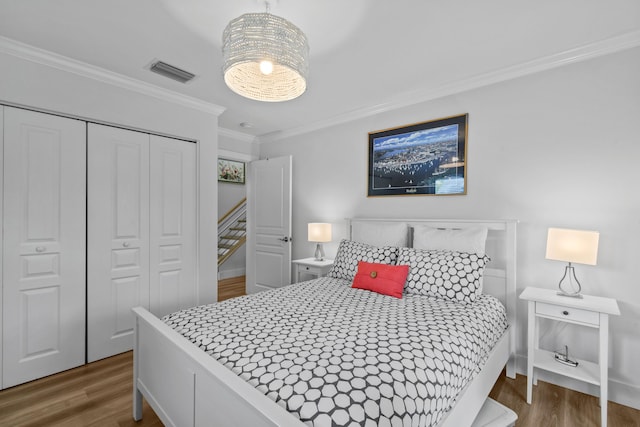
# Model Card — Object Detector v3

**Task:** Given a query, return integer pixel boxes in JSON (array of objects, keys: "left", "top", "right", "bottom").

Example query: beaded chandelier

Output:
[{"left": 222, "top": 4, "right": 309, "bottom": 102}]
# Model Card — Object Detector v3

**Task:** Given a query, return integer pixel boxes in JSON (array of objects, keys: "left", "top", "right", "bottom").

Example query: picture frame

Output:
[
  {"left": 218, "top": 158, "right": 245, "bottom": 184},
  {"left": 368, "top": 114, "right": 468, "bottom": 197}
]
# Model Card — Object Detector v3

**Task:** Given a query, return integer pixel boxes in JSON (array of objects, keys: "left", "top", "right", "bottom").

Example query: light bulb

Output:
[{"left": 259, "top": 60, "right": 273, "bottom": 75}]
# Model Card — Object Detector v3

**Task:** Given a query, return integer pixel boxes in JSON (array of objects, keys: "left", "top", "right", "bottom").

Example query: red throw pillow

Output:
[{"left": 351, "top": 261, "right": 409, "bottom": 299}]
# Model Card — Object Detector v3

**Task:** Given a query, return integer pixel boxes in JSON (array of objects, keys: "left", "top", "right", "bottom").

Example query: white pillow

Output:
[
  {"left": 412, "top": 225, "right": 488, "bottom": 255},
  {"left": 351, "top": 222, "right": 408, "bottom": 248}
]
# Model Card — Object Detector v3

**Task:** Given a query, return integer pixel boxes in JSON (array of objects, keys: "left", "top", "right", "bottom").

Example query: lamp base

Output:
[
  {"left": 557, "top": 263, "right": 583, "bottom": 298},
  {"left": 556, "top": 291, "right": 584, "bottom": 299},
  {"left": 314, "top": 243, "right": 325, "bottom": 261}
]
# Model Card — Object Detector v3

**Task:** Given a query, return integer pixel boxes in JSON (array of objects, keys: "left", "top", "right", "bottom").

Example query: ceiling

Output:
[{"left": 1, "top": 0, "right": 639, "bottom": 141}]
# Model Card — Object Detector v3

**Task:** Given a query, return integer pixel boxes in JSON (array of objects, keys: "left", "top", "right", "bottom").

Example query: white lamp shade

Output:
[
  {"left": 308, "top": 223, "right": 332, "bottom": 243},
  {"left": 545, "top": 228, "right": 599, "bottom": 265}
]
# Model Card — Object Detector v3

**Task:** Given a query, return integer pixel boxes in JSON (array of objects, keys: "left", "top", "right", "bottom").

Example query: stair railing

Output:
[{"left": 218, "top": 198, "right": 247, "bottom": 266}]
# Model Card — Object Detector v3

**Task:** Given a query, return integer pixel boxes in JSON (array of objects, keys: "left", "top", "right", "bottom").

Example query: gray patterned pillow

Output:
[
  {"left": 327, "top": 239, "right": 398, "bottom": 281},
  {"left": 398, "top": 247, "right": 490, "bottom": 303}
]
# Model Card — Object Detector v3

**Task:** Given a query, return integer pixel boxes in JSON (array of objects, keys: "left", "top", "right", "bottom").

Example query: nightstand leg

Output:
[
  {"left": 600, "top": 313, "right": 609, "bottom": 427},
  {"left": 526, "top": 301, "right": 535, "bottom": 404}
]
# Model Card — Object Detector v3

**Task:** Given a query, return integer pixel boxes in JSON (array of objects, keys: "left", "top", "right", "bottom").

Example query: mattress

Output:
[{"left": 163, "top": 277, "right": 508, "bottom": 427}]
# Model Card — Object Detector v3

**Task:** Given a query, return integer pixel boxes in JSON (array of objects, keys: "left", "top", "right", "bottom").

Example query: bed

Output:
[{"left": 133, "top": 218, "right": 517, "bottom": 426}]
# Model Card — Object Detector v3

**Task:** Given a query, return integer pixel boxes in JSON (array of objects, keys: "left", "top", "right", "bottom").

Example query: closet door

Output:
[
  {"left": 87, "top": 124, "right": 150, "bottom": 362},
  {"left": 2, "top": 107, "right": 86, "bottom": 388},
  {"left": 149, "top": 135, "right": 197, "bottom": 318}
]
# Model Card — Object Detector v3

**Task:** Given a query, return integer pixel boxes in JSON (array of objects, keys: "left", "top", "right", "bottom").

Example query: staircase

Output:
[{"left": 218, "top": 198, "right": 247, "bottom": 266}]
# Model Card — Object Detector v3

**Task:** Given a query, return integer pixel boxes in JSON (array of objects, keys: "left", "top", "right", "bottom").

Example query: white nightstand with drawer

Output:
[
  {"left": 519, "top": 286, "right": 620, "bottom": 427},
  {"left": 292, "top": 258, "right": 334, "bottom": 283}
]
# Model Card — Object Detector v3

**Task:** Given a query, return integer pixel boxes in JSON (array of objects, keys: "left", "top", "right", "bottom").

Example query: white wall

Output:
[
  {"left": 0, "top": 48, "right": 222, "bottom": 304},
  {"left": 259, "top": 47, "right": 640, "bottom": 409}
]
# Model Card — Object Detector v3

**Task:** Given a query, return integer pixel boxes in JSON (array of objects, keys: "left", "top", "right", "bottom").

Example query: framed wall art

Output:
[
  {"left": 218, "top": 158, "right": 245, "bottom": 184},
  {"left": 368, "top": 114, "right": 468, "bottom": 196}
]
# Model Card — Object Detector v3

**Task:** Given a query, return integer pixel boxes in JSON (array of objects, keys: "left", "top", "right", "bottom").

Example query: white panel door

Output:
[
  {"left": 149, "top": 135, "right": 196, "bottom": 318},
  {"left": 2, "top": 107, "right": 86, "bottom": 388},
  {"left": 87, "top": 124, "right": 150, "bottom": 362},
  {"left": 246, "top": 156, "right": 292, "bottom": 294}
]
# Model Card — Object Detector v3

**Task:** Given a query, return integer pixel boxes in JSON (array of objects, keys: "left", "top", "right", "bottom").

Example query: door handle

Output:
[{"left": 278, "top": 236, "right": 291, "bottom": 242}]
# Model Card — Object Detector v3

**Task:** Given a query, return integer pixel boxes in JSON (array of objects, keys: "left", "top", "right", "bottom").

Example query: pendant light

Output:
[{"left": 222, "top": 2, "right": 309, "bottom": 102}]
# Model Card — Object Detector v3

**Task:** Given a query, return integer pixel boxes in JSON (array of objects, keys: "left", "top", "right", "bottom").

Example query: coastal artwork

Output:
[
  {"left": 218, "top": 158, "right": 245, "bottom": 184},
  {"left": 368, "top": 114, "right": 467, "bottom": 196}
]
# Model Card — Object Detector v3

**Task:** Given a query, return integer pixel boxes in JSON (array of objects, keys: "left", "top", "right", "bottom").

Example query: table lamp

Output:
[
  {"left": 308, "top": 223, "right": 332, "bottom": 261},
  {"left": 545, "top": 227, "right": 599, "bottom": 298}
]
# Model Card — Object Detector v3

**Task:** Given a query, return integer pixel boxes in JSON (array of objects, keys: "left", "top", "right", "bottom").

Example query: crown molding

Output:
[
  {"left": 218, "top": 126, "right": 258, "bottom": 143},
  {"left": 218, "top": 128, "right": 258, "bottom": 162},
  {"left": 0, "top": 36, "right": 226, "bottom": 117},
  {"left": 218, "top": 149, "right": 257, "bottom": 162},
  {"left": 258, "top": 30, "right": 640, "bottom": 144}
]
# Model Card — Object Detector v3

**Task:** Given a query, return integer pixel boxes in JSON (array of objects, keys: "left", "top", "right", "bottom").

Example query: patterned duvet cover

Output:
[{"left": 163, "top": 277, "right": 507, "bottom": 427}]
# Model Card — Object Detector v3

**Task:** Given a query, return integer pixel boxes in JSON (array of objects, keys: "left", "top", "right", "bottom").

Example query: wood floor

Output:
[
  {"left": 217, "top": 275, "right": 246, "bottom": 302},
  {"left": 0, "top": 351, "right": 162, "bottom": 427},
  {"left": 489, "top": 371, "right": 639, "bottom": 427},
  {"left": 0, "top": 276, "right": 637, "bottom": 426}
]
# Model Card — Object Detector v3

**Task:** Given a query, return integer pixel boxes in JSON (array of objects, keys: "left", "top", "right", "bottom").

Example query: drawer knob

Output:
[{"left": 562, "top": 310, "right": 569, "bottom": 316}]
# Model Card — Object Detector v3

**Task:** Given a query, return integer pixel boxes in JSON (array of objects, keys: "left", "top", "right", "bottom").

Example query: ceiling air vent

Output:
[{"left": 149, "top": 60, "right": 196, "bottom": 83}]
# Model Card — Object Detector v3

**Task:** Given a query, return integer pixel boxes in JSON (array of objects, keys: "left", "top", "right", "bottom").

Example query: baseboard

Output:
[
  {"left": 217, "top": 268, "right": 246, "bottom": 280},
  {"left": 515, "top": 354, "right": 640, "bottom": 411}
]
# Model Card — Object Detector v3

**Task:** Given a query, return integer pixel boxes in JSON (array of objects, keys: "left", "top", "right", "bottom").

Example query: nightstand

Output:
[
  {"left": 519, "top": 287, "right": 620, "bottom": 427},
  {"left": 292, "top": 257, "right": 334, "bottom": 283}
]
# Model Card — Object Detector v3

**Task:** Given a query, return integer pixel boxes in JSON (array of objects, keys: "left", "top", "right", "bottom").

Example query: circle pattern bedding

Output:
[{"left": 163, "top": 277, "right": 507, "bottom": 427}]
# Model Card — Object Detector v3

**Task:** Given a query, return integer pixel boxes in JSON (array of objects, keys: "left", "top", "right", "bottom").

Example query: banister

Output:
[{"left": 219, "top": 197, "right": 247, "bottom": 224}]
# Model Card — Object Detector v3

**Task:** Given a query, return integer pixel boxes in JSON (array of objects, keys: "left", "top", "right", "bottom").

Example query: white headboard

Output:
[{"left": 347, "top": 218, "right": 517, "bottom": 375}]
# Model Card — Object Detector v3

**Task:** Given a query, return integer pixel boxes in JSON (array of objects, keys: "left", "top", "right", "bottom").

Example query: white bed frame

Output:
[{"left": 133, "top": 218, "right": 517, "bottom": 427}]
